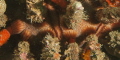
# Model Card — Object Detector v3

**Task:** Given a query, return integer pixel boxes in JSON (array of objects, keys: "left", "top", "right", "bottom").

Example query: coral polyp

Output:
[
  {"left": 0, "top": 0, "right": 120, "bottom": 60},
  {"left": 41, "top": 33, "right": 61, "bottom": 60},
  {"left": 0, "top": 0, "right": 7, "bottom": 28}
]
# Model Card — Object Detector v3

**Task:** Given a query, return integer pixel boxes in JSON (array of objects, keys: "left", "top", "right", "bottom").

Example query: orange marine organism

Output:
[
  {"left": 0, "top": 29, "right": 10, "bottom": 46},
  {"left": 106, "top": 0, "right": 120, "bottom": 7}
]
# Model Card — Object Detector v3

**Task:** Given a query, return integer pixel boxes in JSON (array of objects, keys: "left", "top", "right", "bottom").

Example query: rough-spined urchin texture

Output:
[
  {"left": 64, "top": 42, "right": 80, "bottom": 60},
  {"left": 64, "top": 0, "right": 88, "bottom": 30},
  {"left": 104, "top": 30, "right": 120, "bottom": 58},
  {"left": 107, "top": 30, "right": 120, "bottom": 48},
  {"left": 0, "top": 0, "right": 6, "bottom": 16},
  {"left": 0, "top": 0, "right": 7, "bottom": 28},
  {"left": 85, "top": 34, "right": 105, "bottom": 60},
  {"left": 96, "top": 7, "right": 120, "bottom": 23},
  {"left": 13, "top": 41, "right": 34, "bottom": 60},
  {"left": 0, "top": 14, "right": 7, "bottom": 28},
  {"left": 41, "top": 33, "right": 61, "bottom": 60},
  {"left": 26, "top": 0, "right": 47, "bottom": 23}
]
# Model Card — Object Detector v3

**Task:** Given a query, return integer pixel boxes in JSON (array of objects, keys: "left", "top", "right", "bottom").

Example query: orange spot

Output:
[
  {"left": 51, "top": 0, "right": 68, "bottom": 8},
  {"left": 53, "top": 53, "right": 60, "bottom": 59},
  {"left": 106, "top": 0, "right": 120, "bottom": 7},
  {"left": 83, "top": 49, "right": 91, "bottom": 60},
  {"left": 0, "top": 29, "right": 10, "bottom": 46}
]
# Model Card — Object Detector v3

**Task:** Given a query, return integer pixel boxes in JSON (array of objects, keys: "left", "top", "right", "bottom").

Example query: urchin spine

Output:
[
  {"left": 26, "top": 0, "right": 47, "bottom": 23},
  {"left": 41, "top": 33, "right": 61, "bottom": 60}
]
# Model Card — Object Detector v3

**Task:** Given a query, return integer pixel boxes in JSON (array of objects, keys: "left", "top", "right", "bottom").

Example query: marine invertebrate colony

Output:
[
  {"left": 0, "top": 0, "right": 7, "bottom": 28},
  {"left": 41, "top": 33, "right": 61, "bottom": 60},
  {"left": 13, "top": 41, "right": 34, "bottom": 60},
  {"left": 0, "top": 0, "right": 120, "bottom": 60},
  {"left": 0, "top": 0, "right": 6, "bottom": 16},
  {"left": 26, "top": 0, "right": 47, "bottom": 23}
]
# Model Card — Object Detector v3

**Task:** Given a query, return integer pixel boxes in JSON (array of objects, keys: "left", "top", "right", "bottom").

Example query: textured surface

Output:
[
  {"left": 0, "top": 0, "right": 6, "bottom": 16},
  {"left": 26, "top": 0, "right": 47, "bottom": 23}
]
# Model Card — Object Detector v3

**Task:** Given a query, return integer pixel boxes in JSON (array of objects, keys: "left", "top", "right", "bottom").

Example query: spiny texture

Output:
[
  {"left": 96, "top": 7, "right": 120, "bottom": 23},
  {"left": 85, "top": 34, "right": 105, "bottom": 60},
  {"left": 108, "top": 30, "right": 120, "bottom": 48},
  {"left": 41, "top": 33, "right": 61, "bottom": 60},
  {"left": 104, "top": 30, "right": 120, "bottom": 58},
  {"left": 0, "top": 14, "right": 7, "bottom": 28},
  {"left": 0, "top": 0, "right": 7, "bottom": 28},
  {"left": 13, "top": 41, "right": 34, "bottom": 60},
  {"left": 26, "top": 0, "right": 47, "bottom": 23},
  {"left": 64, "top": 42, "right": 79, "bottom": 60},
  {"left": 0, "top": 0, "right": 6, "bottom": 16},
  {"left": 64, "top": 0, "right": 88, "bottom": 30}
]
